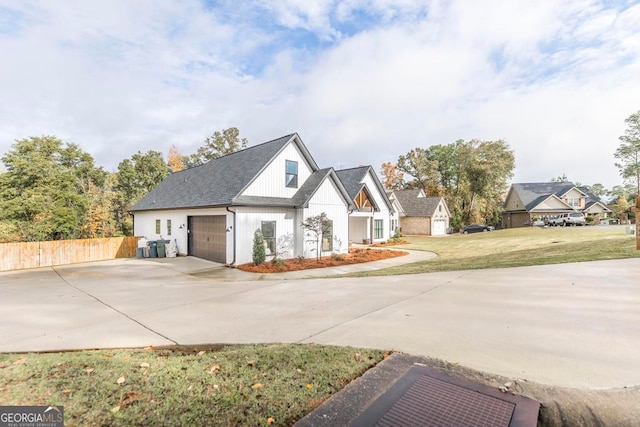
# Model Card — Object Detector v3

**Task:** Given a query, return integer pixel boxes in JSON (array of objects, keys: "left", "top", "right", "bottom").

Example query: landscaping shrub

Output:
[{"left": 252, "top": 229, "right": 266, "bottom": 265}]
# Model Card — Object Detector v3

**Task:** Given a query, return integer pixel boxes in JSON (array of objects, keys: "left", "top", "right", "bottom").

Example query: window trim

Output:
[
  {"left": 261, "top": 221, "right": 276, "bottom": 256},
  {"left": 285, "top": 160, "right": 298, "bottom": 188},
  {"left": 322, "top": 220, "right": 333, "bottom": 252},
  {"left": 374, "top": 219, "right": 384, "bottom": 239}
]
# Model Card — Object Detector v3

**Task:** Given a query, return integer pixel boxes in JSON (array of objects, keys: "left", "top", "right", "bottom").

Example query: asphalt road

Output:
[{"left": 1, "top": 256, "right": 638, "bottom": 389}]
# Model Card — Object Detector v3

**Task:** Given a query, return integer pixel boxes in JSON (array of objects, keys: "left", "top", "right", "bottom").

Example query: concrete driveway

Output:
[{"left": 1, "top": 256, "right": 638, "bottom": 389}]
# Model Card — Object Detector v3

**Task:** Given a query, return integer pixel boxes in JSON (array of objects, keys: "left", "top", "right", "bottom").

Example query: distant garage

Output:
[
  {"left": 188, "top": 216, "right": 226, "bottom": 263},
  {"left": 432, "top": 218, "right": 447, "bottom": 236}
]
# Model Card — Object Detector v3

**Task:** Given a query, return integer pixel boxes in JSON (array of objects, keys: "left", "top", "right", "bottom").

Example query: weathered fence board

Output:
[{"left": 0, "top": 237, "right": 138, "bottom": 272}]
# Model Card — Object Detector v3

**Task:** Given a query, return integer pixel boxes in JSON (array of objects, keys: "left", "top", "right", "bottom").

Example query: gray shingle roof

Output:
[
  {"left": 335, "top": 167, "right": 368, "bottom": 200},
  {"left": 131, "top": 134, "right": 298, "bottom": 211},
  {"left": 392, "top": 189, "right": 443, "bottom": 217},
  {"left": 578, "top": 186, "right": 612, "bottom": 211},
  {"left": 335, "top": 166, "right": 393, "bottom": 212},
  {"left": 510, "top": 182, "right": 581, "bottom": 211}
]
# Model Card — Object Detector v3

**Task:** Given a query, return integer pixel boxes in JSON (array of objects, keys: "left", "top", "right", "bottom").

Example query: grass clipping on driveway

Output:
[{"left": 0, "top": 344, "right": 385, "bottom": 426}]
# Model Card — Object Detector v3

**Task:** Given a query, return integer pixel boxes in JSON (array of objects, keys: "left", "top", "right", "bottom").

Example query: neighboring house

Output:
[
  {"left": 502, "top": 182, "right": 612, "bottom": 228},
  {"left": 579, "top": 186, "right": 613, "bottom": 218},
  {"left": 387, "top": 189, "right": 451, "bottom": 236},
  {"left": 130, "top": 133, "right": 355, "bottom": 265},
  {"left": 336, "top": 166, "right": 394, "bottom": 244}
]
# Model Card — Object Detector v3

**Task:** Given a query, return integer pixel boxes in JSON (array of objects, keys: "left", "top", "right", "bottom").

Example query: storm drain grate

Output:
[
  {"left": 377, "top": 374, "right": 515, "bottom": 427},
  {"left": 351, "top": 366, "right": 539, "bottom": 427}
]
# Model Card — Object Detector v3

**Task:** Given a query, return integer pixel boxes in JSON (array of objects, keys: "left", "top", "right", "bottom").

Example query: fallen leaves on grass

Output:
[
  {"left": 206, "top": 365, "right": 221, "bottom": 374},
  {"left": 116, "top": 376, "right": 126, "bottom": 385},
  {"left": 251, "top": 383, "right": 264, "bottom": 390}
]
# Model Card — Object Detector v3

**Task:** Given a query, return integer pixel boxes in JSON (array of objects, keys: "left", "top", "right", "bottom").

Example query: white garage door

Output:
[{"left": 432, "top": 219, "right": 446, "bottom": 236}]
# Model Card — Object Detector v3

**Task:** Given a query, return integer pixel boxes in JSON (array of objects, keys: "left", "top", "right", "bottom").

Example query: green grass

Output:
[
  {"left": 352, "top": 226, "right": 640, "bottom": 276},
  {"left": 0, "top": 344, "right": 385, "bottom": 426}
]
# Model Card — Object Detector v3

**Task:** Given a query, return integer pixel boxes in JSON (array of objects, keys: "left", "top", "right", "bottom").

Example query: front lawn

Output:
[
  {"left": 349, "top": 226, "right": 640, "bottom": 276},
  {"left": 0, "top": 344, "right": 385, "bottom": 426}
]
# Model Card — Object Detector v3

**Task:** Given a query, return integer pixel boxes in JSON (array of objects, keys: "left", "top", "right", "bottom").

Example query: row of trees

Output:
[
  {"left": 2, "top": 109, "right": 638, "bottom": 242},
  {"left": 0, "top": 129, "right": 247, "bottom": 242},
  {"left": 380, "top": 109, "right": 640, "bottom": 229},
  {"left": 381, "top": 139, "right": 516, "bottom": 228}
]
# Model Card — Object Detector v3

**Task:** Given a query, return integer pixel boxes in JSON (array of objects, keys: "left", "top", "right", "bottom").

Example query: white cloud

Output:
[{"left": 0, "top": 0, "right": 638, "bottom": 189}]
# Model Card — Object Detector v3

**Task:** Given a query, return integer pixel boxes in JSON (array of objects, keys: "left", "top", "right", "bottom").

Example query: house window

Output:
[
  {"left": 439, "top": 205, "right": 442, "bottom": 212},
  {"left": 322, "top": 220, "right": 333, "bottom": 252},
  {"left": 374, "top": 219, "right": 384, "bottom": 239},
  {"left": 568, "top": 198, "right": 581, "bottom": 207},
  {"left": 261, "top": 221, "right": 276, "bottom": 255},
  {"left": 285, "top": 160, "right": 298, "bottom": 188},
  {"left": 167, "top": 219, "right": 172, "bottom": 236},
  {"left": 155, "top": 219, "right": 161, "bottom": 234}
]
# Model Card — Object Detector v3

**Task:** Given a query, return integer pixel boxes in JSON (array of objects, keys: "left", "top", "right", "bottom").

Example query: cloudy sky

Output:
[{"left": 1, "top": 0, "right": 639, "bottom": 189}]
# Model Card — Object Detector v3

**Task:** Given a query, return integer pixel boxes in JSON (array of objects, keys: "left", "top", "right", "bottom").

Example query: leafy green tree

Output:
[
  {"left": 187, "top": 127, "right": 248, "bottom": 167},
  {"left": 615, "top": 110, "right": 640, "bottom": 195},
  {"left": 252, "top": 229, "right": 266, "bottom": 265},
  {"left": 0, "top": 136, "right": 106, "bottom": 241},
  {"left": 114, "top": 151, "right": 169, "bottom": 235},
  {"left": 550, "top": 174, "right": 570, "bottom": 182},
  {"left": 463, "top": 139, "right": 515, "bottom": 224},
  {"left": 586, "top": 183, "right": 609, "bottom": 201},
  {"left": 394, "top": 139, "right": 514, "bottom": 228},
  {"left": 396, "top": 148, "right": 441, "bottom": 195}
]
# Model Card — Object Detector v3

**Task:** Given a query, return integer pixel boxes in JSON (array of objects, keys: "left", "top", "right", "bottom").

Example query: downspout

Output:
[{"left": 226, "top": 207, "right": 236, "bottom": 267}]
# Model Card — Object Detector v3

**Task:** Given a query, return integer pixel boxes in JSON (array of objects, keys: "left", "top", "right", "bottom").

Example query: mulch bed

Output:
[
  {"left": 237, "top": 247, "right": 409, "bottom": 273},
  {"left": 369, "top": 240, "right": 410, "bottom": 247}
]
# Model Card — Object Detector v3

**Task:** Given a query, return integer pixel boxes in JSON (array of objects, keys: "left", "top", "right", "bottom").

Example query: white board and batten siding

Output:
[
  {"left": 304, "top": 177, "right": 350, "bottom": 257},
  {"left": 431, "top": 199, "right": 450, "bottom": 236},
  {"left": 234, "top": 207, "right": 298, "bottom": 265},
  {"left": 133, "top": 208, "right": 234, "bottom": 262},
  {"left": 361, "top": 171, "right": 392, "bottom": 242},
  {"left": 241, "top": 141, "right": 313, "bottom": 198}
]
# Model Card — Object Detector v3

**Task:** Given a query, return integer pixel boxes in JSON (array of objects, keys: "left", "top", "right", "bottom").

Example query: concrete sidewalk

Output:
[
  {"left": 170, "top": 246, "right": 437, "bottom": 280},
  {"left": 0, "top": 254, "right": 639, "bottom": 389}
]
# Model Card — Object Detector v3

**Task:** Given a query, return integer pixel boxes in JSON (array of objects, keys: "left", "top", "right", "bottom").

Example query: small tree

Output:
[
  {"left": 615, "top": 110, "right": 640, "bottom": 195},
  {"left": 301, "top": 212, "right": 332, "bottom": 261},
  {"left": 252, "top": 229, "right": 265, "bottom": 265}
]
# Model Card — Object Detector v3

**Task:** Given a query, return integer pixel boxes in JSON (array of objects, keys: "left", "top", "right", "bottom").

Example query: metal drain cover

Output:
[{"left": 351, "top": 366, "right": 539, "bottom": 427}]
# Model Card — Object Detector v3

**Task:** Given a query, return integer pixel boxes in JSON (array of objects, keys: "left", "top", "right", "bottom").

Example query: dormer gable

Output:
[
  {"left": 559, "top": 187, "right": 587, "bottom": 209},
  {"left": 240, "top": 134, "right": 318, "bottom": 199}
]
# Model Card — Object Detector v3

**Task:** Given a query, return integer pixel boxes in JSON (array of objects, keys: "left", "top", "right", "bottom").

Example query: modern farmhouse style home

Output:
[{"left": 130, "top": 133, "right": 392, "bottom": 265}]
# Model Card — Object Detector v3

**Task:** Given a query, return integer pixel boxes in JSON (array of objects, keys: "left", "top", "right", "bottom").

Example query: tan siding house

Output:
[
  {"left": 502, "top": 182, "right": 612, "bottom": 228},
  {"left": 388, "top": 189, "right": 451, "bottom": 236}
]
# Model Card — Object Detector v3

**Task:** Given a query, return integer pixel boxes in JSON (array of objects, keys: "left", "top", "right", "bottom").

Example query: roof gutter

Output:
[{"left": 226, "top": 207, "right": 237, "bottom": 267}]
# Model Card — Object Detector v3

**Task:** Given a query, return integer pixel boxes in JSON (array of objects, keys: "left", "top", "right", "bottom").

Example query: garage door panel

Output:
[
  {"left": 433, "top": 219, "right": 446, "bottom": 236},
  {"left": 188, "top": 216, "right": 226, "bottom": 263}
]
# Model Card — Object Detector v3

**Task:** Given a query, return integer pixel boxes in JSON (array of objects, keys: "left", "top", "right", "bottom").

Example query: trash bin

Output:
[
  {"left": 157, "top": 240, "right": 167, "bottom": 258},
  {"left": 136, "top": 248, "right": 144, "bottom": 258},
  {"left": 149, "top": 241, "right": 158, "bottom": 258}
]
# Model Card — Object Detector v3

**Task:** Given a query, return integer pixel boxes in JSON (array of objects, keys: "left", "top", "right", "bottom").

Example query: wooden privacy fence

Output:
[{"left": 0, "top": 236, "right": 138, "bottom": 272}]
